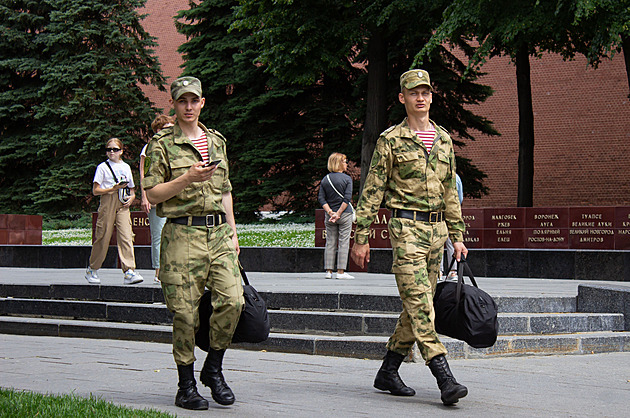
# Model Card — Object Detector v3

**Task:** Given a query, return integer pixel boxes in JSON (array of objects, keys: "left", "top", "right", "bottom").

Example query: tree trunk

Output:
[
  {"left": 622, "top": 34, "right": 630, "bottom": 98},
  {"left": 515, "top": 45, "right": 534, "bottom": 207},
  {"left": 359, "top": 30, "right": 388, "bottom": 193}
]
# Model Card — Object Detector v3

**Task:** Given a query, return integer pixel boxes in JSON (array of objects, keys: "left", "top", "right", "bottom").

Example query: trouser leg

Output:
[
  {"left": 115, "top": 206, "right": 136, "bottom": 272},
  {"left": 89, "top": 194, "right": 118, "bottom": 270},
  {"left": 324, "top": 214, "right": 339, "bottom": 270},
  {"left": 335, "top": 212, "right": 353, "bottom": 271},
  {"left": 148, "top": 207, "right": 165, "bottom": 269},
  {"left": 386, "top": 218, "right": 448, "bottom": 363}
]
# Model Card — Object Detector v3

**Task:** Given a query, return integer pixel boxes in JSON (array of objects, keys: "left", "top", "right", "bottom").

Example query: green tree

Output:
[
  {"left": 175, "top": 0, "right": 361, "bottom": 220},
  {"left": 234, "top": 0, "right": 498, "bottom": 198},
  {"left": 419, "top": 0, "right": 628, "bottom": 206},
  {"left": 572, "top": 0, "right": 630, "bottom": 97},
  {"left": 0, "top": 0, "right": 165, "bottom": 216}
]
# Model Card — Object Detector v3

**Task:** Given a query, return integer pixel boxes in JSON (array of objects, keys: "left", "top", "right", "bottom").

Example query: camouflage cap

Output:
[
  {"left": 170, "top": 76, "right": 202, "bottom": 100},
  {"left": 400, "top": 69, "right": 433, "bottom": 91}
]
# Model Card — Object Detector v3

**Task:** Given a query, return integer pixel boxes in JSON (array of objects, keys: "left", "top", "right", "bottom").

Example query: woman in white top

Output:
[{"left": 84, "top": 137, "right": 143, "bottom": 285}]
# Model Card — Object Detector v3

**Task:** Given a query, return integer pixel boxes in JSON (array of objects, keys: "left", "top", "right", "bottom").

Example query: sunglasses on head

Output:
[{"left": 105, "top": 147, "right": 121, "bottom": 152}]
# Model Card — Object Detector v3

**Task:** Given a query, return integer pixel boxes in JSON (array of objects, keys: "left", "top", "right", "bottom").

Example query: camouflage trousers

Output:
[
  {"left": 159, "top": 221, "right": 243, "bottom": 366},
  {"left": 386, "top": 217, "right": 448, "bottom": 364}
]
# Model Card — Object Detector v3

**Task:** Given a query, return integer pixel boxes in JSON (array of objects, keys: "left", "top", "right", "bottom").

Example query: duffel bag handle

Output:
[{"left": 446, "top": 254, "right": 478, "bottom": 309}]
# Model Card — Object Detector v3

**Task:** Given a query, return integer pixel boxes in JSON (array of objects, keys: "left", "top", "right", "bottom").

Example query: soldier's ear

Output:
[{"left": 398, "top": 92, "right": 405, "bottom": 104}]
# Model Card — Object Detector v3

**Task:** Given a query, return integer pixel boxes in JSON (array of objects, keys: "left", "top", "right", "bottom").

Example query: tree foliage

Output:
[
  {"left": 175, "top": 0, "right": 361, "bottom": 221},
  {"left": 231, "top": 0, "right": 498, "bottom": 200},
  {"left": 418, "top": 0, "right": 629, "bottom": 206},
  {"left": 0, "top": 0, "right": 165, "bottom": 216}
]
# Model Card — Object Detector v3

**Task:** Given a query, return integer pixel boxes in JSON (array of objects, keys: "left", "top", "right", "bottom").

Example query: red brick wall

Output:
[
  {"left": 457, "top": 53, "right": 630, "bottom": 208},
  {"left": 139, "top": 0, "right": 188, "bottom": 112},
  {"left": 139, "top": 3, "right": 630, "bottom": 208}
]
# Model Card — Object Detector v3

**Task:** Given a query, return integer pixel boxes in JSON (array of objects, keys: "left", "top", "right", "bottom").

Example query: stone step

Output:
[
  {"left": 0, "top": 316, "right": 628, "bottom": 360},
  {"left": 0, "top": 284, "right": 577, "bottom": 313},
  {"left": 1, "top": 297, "right": 623, "bottom": 336}
]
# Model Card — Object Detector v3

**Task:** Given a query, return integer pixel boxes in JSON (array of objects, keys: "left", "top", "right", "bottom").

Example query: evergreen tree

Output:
[
  {"left": 234, "top": 0, "right": 498, "bottom": 198},
  {"left": 176, "top": 0, "right": 361, "bottom": 220},
  {"left": 0, "top": 0, "right": 165, "bottom": 216}
]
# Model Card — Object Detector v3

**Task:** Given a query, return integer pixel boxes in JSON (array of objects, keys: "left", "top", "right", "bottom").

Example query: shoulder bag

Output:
[
  {"left": 326, "top": 174, "right": 356, "bottom": 222},
  {"left": 105, "top": 161, "right": 131, "bottom": 204},
  {"left": 196, "top": 263, "right": 270, "bottom": 350},
  {"left": 433, "top": 255, "right": 498, "bottom": 348}
]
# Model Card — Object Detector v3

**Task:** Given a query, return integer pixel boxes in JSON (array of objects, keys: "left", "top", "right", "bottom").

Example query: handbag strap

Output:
[
  {"left": 238, "top": 261, "right": 250, "bottom": 287},
  {"left": 105, "top": 160, "right": 119, "bottom": 183},
  {"left": 446, "top": 254, "right": 478, "bottom": 309},
  {"left": 326, "top": 174, "right": 354, "bottom": 212}
]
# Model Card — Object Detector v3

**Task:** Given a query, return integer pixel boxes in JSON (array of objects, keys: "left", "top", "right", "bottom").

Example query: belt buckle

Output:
[
  {"left": 205, "top": 215, "right": 215, "bottom": 228},
  {"left": 429, "top": 212, "right": 439, "bottom": 224}
]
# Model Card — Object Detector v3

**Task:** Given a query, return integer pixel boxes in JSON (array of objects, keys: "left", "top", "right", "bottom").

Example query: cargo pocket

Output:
[
  {"left": 435, "top": 150, "right": 450, "bottom": 181},
  {"left": 160, "top": 271, "right": 185, "bottom": 313},
  {"left": 395, "top": 151, "right": 424, "bottom": 179}
]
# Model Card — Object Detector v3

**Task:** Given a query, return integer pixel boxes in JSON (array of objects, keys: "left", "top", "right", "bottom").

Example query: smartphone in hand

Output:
[{"left": 204, "top": 159, "right": 221, "bottom": 168}]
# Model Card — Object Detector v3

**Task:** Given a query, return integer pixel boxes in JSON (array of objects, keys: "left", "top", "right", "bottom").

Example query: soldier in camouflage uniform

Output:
[
  {"left": 351, "top": 69, "right": 469, "bottom": 406},
  {"left": 143, "top": 76, "right": 243, "bottom": 410}
]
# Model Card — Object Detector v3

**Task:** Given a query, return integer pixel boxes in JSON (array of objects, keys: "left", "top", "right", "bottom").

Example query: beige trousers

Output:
[{"left": 89, "top": 193, "right": 136, "bottom": 272}]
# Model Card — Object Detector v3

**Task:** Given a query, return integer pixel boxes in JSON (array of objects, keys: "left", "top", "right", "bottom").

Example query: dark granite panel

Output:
[
  {"left": 529, "top": 315, "right": 589, "bottom": 334},
  {"left": 577, "top": 284, "right": 630, "bottom": 330},
  {"left": 528, "top": 250, "right": 575, "bottom": 279},
  {"left": 133, "top": 246, "right": 152, "bottom": 270},
  {"left": 9, "top": 246, "right": 39, "bottom": 268},
  {"left": 575, "top": 251, "right": 627, "bottom": 281},
  {"left": 363, "top": 316, "right": 398, "bottom": 335},
  {"left": 100, "top": 286, "right": 154, "bottom": 303},
  {"left": 264, "top": 292, "right": 338, "bottom": 311},
  {"left": 269, "top": 311, "right": 364, "bottom": 335},
  {"left": 465, "top": 250, "right": 487, "bottom": 277},
  {"left": 314, "top": 338, "right": 385, "bottom": 359},
  {"left": 59, "top": 323, "right": 171, "bottom": 343},
  {"left": 294, "top": 248, "right": 323, "bottom": 272},
  {"left": 339, "top": 294, "right": 401, "bottom": 313},
  {"left": 49, "top": 284, "right": 100, "bottom": 301},
  {"left": 0, "top": 247, "right": 12, "bottom": 266},
  {"left": 107, "top": 304, "right": 172, "bottom": 325},
  {"left": 367, "top": 248, "right": 392, "bottom": 274},
  {"left": 0, "top": 284, "right": 53, "bottom": 299},
  {"left": 495, "top": 296, "right": 575, "bottom": 313},
  {"left": 235, "top": 334, "right": 314, "bottom": 354},
  {"left": 496, "top": 315, "right": 529, "bottom": 334},
  {"left": 485, "top": 249, "right": 529, "bottom": 278},
  {"left": 0, "top": 319, "right": 60, "bottom": 337},
  {"left": 2, "top": 299, "right": 106, "bottom": 320},
  {"left": 580, "top": 335, "right": 629, "bottom": 354}
]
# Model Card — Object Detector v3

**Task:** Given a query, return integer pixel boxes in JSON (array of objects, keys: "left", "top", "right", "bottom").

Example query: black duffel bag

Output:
[
  {"left": 434, "top": 255, "right": 498, "bottom": 348},
  {"left": 196, "top": 264, "right": 270, "bottom": 351}
]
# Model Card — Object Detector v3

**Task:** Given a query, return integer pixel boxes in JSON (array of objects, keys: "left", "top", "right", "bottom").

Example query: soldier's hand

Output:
[
  {"left": 187, "top": 161, "right": 218, "bottom": 183},
  {"left": 351, "top": 243, "right": 370, "bottom": 268},
  {"left": 453, "top": 241, "right": 468, "bottom": 262}
]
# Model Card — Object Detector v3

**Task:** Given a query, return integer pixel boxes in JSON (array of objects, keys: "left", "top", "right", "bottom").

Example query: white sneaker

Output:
[
  {"left": 153, "top": 276, "right": 160, "bottom": 284},
  {"left": 124, "top": 270, "right": 144, "bottom": 285},
  {"left": 325, "top": 271, "right": 333, "bottom": 279},
  {"left": 447, "top": 270, "right": 458, "bottom": 280},
  {"left": 85, "top": 267, "right": 100, "bottom": 284},
  {"left": 336, "top": 272, "right": 354, "bottom": 280}
]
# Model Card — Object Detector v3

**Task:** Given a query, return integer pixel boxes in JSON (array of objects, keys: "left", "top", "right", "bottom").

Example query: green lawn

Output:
[
  {"left": 42, "top": 223, "right": 316, "bottom": 247},
  {"left": 0, "top": 388, "right": 175, "bottom": 418}
]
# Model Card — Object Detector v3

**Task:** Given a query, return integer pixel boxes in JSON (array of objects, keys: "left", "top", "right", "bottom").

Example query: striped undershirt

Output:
[
  {"left": 415, "top": 125, "right": 436, "bottom": 154},
  {"left": 190, "top": 131, "right": 208, "bottom": 164}
]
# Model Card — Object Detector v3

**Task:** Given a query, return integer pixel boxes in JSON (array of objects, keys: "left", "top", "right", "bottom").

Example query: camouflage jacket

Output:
[
  {"left": 354, "top": 118, "right": 465, "bottom": 244},
  {"left": 141, "top": 122, "right": 232, "bottom": 218}
]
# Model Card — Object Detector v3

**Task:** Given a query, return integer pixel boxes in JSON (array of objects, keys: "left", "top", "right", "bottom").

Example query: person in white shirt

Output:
[{"left": 84, "top": 137, "right": 143, "bottom": 285}]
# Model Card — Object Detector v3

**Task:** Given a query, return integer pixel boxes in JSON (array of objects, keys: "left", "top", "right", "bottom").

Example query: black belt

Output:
[
  {"left": 169, "top": 214, "right": 226, "bottom": 227},
  {"left": 392, "top": 209, "right": 444, "bottom": 224}
]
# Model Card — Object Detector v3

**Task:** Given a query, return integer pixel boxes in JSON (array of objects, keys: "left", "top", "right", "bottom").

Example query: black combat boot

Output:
[
  {"left": 428, "top": 354, "right": 468, "bottom": 405},
  {"left": 175, "top": 364, "right": 209, "bottom": 410},
  {"left": 200, "top": 348, "right": 235, "bottom": 405},
  {"left": 373, "top": 350, "right": 416, "bottom": 396}
]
